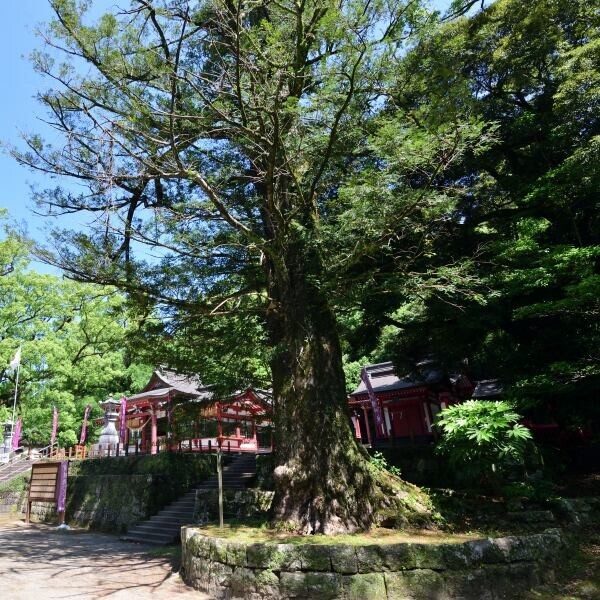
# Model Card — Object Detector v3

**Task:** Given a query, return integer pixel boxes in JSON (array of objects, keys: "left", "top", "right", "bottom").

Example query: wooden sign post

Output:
[{"left": 26, "top": 462, "right": 67, "bottom": 524}]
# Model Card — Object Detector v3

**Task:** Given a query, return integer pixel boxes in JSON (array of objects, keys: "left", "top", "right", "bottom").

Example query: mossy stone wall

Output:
[
  {"left": 8, "top": 453, "right": 214, "bottom": 531},
  {"left": 181, "top": 526, "right": 564, "bottom": 599},
  {"left": 194, "top": 489, "right": 274, "bottom": 523},
  {"left": 65, "top": 453, "right": 215, "bottom": 532}
]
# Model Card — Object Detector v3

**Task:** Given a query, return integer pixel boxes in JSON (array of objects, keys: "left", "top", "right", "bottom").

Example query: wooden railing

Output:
[{"left": 49, "top": 436, "right": 272, "bottom": 461}]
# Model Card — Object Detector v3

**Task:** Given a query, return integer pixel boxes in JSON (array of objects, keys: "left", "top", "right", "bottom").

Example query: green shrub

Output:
[
  {"left": 370, "top": 451, "right": 402, "bottom": 478},
  {"left": 0, "top": 472, "right": 30, "bottom": 493},
  {"left": 435, "top": 400, "right": 533, "bottom": 487}
]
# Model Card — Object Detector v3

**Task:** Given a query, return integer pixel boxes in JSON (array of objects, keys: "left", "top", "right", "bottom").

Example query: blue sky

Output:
[{"left": 0, "top": 0, "right": 451, "bottom": 272}]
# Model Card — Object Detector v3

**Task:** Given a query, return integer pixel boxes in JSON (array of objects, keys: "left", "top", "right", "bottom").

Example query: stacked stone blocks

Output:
[{"left": 181, "top": 526, "right": 563, "bottom": 599}]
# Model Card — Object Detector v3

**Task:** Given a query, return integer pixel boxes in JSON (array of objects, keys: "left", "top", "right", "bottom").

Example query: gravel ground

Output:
[{"left": 0, "top": 520, "right": 208, "bottom": 600}]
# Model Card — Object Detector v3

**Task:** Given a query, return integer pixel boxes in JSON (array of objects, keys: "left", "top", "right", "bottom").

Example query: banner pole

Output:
[{"left": 11, "top": 361, "right": 20, "bottom": 441}]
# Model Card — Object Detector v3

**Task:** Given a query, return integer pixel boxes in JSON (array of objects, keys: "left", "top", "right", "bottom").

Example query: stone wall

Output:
[
  {"left": 5, "top": 453, "right": 215, "bottom": 531},
  {"left": 195, "top": 489, "right": 274, "bottom": 523},
  {"left": 64, "top": 453, "right": 215, "bottom": 532},
  {"left": 180, "top": 526, "right": 564, "bottom": 599},
  {"left": 0, "top": 490, "right": 27, "bottom": 518}
]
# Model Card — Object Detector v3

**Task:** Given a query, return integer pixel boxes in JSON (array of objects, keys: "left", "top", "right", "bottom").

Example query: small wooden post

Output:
[{"left": 217, "top": 449, "right": 224, "bottom": 529}]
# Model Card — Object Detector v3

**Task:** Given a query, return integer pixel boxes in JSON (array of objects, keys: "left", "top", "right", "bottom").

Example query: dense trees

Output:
[
  {"left": 0, "top": 220, "right": 150, "bottom": 447},
  {"left": 9, "top": 0, "right": 597, "bottom": 531},
  {"left": 342, "top": 0, "right": 600, "bottom": 427}
]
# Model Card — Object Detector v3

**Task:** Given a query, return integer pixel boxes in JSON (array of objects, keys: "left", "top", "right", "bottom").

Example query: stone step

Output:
[
  {"left": 120, "top": 453, "right": 257, "bottom": 545},
  {"left": 149, "top": 515, "right": 192, "bottom": 525},
  {"left": 132, "top": 523, "right": 182, "bottom": 535},
  {"left": 122, "top": 530, "right": 177, "bottom": 545},
  {"left": 158, "top": 509, "right": 195, "bottom": 518}
]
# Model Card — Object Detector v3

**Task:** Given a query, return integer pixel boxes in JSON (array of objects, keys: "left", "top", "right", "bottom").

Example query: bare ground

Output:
[{"left": 0, "top": 520, "right": 207, "bottom": 600}]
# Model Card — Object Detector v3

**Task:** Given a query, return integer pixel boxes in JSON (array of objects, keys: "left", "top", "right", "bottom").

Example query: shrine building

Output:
[
  {"left": 119, "top": 368, "right": 272, "bottom": 454},
  {"left": 348, "top": 361, "right": 473, "bottom": 446}
]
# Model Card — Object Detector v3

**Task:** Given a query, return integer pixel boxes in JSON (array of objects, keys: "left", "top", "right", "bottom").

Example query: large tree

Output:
[{"left": 11, "top": 0, "right": 487, "bottom": 532}]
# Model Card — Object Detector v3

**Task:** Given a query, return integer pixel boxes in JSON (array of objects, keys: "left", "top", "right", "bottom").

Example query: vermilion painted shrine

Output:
[
  {"left": 121, "top": 368, "right": 273, "bottom": 454},
  {"left": 50, "top": 361, "right": 557, "bottom": 460}
]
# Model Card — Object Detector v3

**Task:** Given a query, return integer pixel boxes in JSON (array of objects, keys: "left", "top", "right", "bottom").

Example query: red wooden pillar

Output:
[
  {"left": 362, "top": 405, "right": 372, "bottom": 446},
  {"left": 151, "top": 407, "right": 158, "bottom": 455},
  {"left": 141, "top": 418, "right": 148, "bottom": 452}
]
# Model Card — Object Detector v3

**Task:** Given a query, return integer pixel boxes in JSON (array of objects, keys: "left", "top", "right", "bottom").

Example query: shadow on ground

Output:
[{"left": 0, "top": 521, "right": 204, "bottom": 600}]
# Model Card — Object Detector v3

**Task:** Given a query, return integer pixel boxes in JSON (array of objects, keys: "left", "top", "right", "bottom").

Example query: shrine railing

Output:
[{"left": 49, "top": 435, "right": 272, "bottom": 460}]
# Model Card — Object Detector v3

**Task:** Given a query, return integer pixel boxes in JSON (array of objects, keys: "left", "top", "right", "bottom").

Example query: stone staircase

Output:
[
  {"left": 0, "top": 455, "right": 33, "bottom": 485},
  {"left": 121, "top": 453, "right": 257, "bottom": 545}
]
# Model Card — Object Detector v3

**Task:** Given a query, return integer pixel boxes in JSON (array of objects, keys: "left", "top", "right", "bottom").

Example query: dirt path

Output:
[{"left": 0, "top": 520, "right": 208, "bottom": 600}]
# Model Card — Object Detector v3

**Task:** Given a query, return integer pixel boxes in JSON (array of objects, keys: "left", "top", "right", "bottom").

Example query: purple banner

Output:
[
  {"left": 51, "top": 406, "right": 58, "bottom": 446},
  {"left": 55, "top": 461, "right": 68, "bottom": 513},
  {"left": 11, "top": 417, "right": 21, "bottom": 450},
  {"left": 79, "top": 404, "right": 91, "bottom": 445},
  {"left": 361, "top": 368, "right": 387, "bottom": 438},
  {"left": 120, "top": 397, "right": 127, "bottom": 443}
]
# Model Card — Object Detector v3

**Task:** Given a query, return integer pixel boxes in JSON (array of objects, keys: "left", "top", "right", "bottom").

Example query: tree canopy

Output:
[
  {"left": 0, "top": 220, "right": 151, "bottom": 447},
  {"left": 10, "top": 0, "right": 599, "bottom": 531}
]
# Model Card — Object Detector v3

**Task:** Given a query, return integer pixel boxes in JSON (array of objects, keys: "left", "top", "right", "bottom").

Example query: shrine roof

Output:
[
  {"left": 349, "top": 361, "right": 445, "bottom": 397},
  {"left": 472, "top": 379, "right": 504, "bottom": 398},
  {"left": 127, "top": 367, "right": 213, "bottom": 403},
  {"left": 126, "top": 366, "right": 273, "bottom": 411}
]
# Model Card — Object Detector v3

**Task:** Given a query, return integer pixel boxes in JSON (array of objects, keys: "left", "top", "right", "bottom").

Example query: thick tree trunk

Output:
[{"left": 265, "top": 228, "right": 431, "bottom": 534}]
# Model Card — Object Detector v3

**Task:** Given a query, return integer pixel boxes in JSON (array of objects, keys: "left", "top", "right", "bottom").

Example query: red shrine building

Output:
[
  {"left": 120, "top": 368, "right": 272, "bottom": 454},
  {"left": 348, "top": 361, "right": 473, "bottom": 446}
]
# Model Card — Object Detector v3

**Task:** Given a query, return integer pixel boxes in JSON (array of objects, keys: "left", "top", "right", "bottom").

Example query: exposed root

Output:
[{"left": 270, "top": 448, "right": 435, "bottom": 535}]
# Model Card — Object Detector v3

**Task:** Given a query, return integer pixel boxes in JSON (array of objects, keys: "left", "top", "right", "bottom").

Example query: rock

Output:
[
  {"left": 342, "top": 573, "right": 387, "bottom": 599},
  {"left": 297, "top": 544, "right": 332, "bottom": 571},
  {"left": 384, "top": 569, "right": 445, "bottom": 600},
  {"left": 246, "top": 542, "right": 300, "bottom": 570},
  {"left": 279, "top": 571, "right": 307, "bottom": 597},
  {"left": 305, "top": 572, "right": 343, "bottom": 599},
  {"left": 355, "top": 545, "right": 385, "bottom": 573},
  {"left": 506, "top": 510, "right": 555, "bottom": 523},
  {"left": 330, "top": 544, "right": 358, "bottom": 574}
]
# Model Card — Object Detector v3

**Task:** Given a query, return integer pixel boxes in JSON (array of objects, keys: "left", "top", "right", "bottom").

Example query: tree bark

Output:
[{"left": 265, "top": 226, "right": 431, "bottom": 534}]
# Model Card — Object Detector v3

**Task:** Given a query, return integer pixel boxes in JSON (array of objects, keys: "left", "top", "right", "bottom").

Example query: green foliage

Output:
[
  {"left": 435, "top": 400, "right": 533, "bottom": 485},
  {"left": 0, "top": 222, "right": 151, "bottom": 446},
  {"left": 335, "top": 0, "right": 599, "bottom": 432},
  {"left": 0, "top": 471, "right": 29, "bottom": 494},
  {"left": 370, "top": 451, "right": 402, "bottom": 479}
]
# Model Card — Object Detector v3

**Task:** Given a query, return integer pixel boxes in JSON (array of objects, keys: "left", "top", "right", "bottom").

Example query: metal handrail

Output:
[
  {"left": 37, "top": 442, "right": 59, "bottom": 460},
  {"left": 0, "top": 450, "right": 27, "bottom": 475}
]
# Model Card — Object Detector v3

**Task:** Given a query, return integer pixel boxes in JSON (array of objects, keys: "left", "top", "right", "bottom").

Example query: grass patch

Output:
[
  {"left": 0, "top": 472, "right": 29, "bottom": 494},
  {"left": 196, "top": 521, "right": 484, "bottom": 546}
]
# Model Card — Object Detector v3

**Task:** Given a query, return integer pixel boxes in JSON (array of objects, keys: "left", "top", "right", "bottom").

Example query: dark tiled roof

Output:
[
  {"left": 350, "top": 361, "right": 444, "bottom": 396},
  {"left": 472, "top": 379, "right": 504, "bottom": 398}
]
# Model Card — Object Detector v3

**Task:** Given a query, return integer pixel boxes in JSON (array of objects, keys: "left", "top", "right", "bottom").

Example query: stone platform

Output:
[{"left": 180, "top": 526, "right": 563, "bottom": 599}]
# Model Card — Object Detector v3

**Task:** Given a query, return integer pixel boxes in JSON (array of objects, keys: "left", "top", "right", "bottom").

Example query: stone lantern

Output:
[
  {"left": 98, "top": 395, "right": 120, "bottom": 448},
  {"left": 1, "top": 422, "right": 12, "bottom": 460}
]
